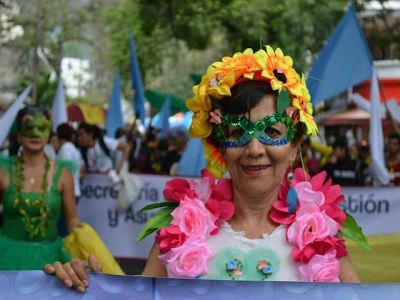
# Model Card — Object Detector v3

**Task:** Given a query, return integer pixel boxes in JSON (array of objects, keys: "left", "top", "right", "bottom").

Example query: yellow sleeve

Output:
[{"left": 63, "top": 223, "right": 125, "bottom": 275}]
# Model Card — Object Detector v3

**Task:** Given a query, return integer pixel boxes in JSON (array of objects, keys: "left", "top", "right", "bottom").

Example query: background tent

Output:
[{"left": 145, "top": 90, "right": 187, "bottom": 115}]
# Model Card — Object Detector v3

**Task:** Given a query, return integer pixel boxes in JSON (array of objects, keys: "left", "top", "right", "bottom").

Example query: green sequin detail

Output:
[{"left": 18, "top": 117, "right": 51, "bottom": 138}]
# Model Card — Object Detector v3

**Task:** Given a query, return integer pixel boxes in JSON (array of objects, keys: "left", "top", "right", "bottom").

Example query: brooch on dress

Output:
[
  {"left": 226, "top": 258, "right": 243, "bottom": 279},
  {"left": 256, "top": 260, "right": 273, "bottom": 279}
]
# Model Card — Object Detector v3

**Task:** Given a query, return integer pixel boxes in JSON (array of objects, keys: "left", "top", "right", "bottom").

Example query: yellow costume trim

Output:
[{"left": 64, "top": 223, "right": 125, "bottom": 275}]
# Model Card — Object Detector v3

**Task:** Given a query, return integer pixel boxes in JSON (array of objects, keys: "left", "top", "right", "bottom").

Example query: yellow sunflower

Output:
[
  {"left": 256, "top": 46, "right": 302, "bottom": 97},
  {"left": 292, "top": 75, "right": 318, "bottom": 136}
]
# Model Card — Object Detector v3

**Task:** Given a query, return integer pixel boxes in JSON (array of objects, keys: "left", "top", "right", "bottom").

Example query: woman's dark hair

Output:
[
  {"left": 78, "top": 122, "right": 112, "bottom": 168},
  {"left": 207, "top": 80, "right": 305, "bottom": 148},
  {"left": 15, "top": 106, "right": 51, "bottom": 131},
  {"left": 56, "top": 123, "right": 75, "bottom": 142}
]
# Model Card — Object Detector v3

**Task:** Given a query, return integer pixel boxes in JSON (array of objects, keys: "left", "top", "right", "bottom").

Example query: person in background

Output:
[
  {"left": 76, "top": 123, "right": 129, "bottom": 175},
  {"left": 323, "top": 136, "right": 363, "bottom": 186},
  {"left": 386, "top": 133, "right": 400, "bottom": 186},
  {"left": 54, "top": 123, "right": 83, "bottom": 199}
]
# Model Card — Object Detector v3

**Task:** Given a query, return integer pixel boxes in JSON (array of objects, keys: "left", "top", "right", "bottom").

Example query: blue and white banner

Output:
[
  {"left": 78, "top": 174, "right": 400, "bottom": 259},
  {"left": 1, "top": 271, "right": 399, "bottom": 299}
]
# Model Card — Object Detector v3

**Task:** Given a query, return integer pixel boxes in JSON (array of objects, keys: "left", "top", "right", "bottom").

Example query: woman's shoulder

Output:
[{"left": 55, "top": 158, "right": 78, "bottom": 173}]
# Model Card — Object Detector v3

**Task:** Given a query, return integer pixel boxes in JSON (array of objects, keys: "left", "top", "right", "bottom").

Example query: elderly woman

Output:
[
  {"left": 46, "top": 46, "right": 361, "bottom": 289},
  {"left": 0, "top": 107, "right": 81, "bottom": 270}
]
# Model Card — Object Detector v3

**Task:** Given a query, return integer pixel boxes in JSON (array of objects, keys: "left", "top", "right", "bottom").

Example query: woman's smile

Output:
[{"left": 241, "top": 164, "right": 271, "bottom": 176}]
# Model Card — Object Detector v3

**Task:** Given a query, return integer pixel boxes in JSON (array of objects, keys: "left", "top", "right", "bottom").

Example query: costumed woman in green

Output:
[{"left": 0, "top": 107, "right": 82, "bottom": 270}]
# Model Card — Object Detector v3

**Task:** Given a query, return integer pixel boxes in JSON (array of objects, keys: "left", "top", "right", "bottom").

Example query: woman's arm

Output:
[
  {"left": 339, "top": 255, "right": 360, "bottom": 283},
  {"left": 141, "top": 242, "right": 168, "bottom": 277},
  {"left": 59, "top": 167, "right": 80, "bottom": 230}
]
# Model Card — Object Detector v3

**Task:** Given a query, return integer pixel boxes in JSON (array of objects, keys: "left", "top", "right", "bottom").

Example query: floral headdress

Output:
[{"left": 186, "top": 46, "right": 318, "bottom": 178}]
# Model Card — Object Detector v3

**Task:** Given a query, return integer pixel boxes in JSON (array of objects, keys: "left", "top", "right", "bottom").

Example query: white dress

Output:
[{"left": 202, "top": 221, "right": 301, "bottom": 281}]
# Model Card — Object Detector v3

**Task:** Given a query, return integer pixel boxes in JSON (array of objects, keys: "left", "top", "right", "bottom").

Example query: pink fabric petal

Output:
[{"left": 310, "top": 171, "right": 327, "bottom": 191}]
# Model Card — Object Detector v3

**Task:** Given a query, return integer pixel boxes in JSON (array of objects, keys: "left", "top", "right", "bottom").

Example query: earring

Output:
[{"left": 286, "top": 165, "right": 298, "bottom": 214}]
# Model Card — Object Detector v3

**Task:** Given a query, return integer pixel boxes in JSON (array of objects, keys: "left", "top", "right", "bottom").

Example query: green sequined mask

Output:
[
  {"left": 216, "top": 113, "right": 296, "bottom": 148},
  {"left": 19, "top": 117, "right": 51, "bottom": 138}
]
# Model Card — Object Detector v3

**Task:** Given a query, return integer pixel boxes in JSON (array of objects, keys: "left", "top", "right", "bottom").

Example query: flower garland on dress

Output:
[
  {"left": 138, "top": 167, "right": 369, "bottom": 281},
  {"left": 13, "top": 155, "right": 52, "bottom": 238},
  {"left": 137, "top": 169, "right": 234, "bottom": 278}
]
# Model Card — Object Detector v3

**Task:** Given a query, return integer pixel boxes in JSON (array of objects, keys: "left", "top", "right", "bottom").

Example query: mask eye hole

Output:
[
  {"left": 264, "top": 124, "right": 287, "bottom": 140},
  {"left": 227, "top": 127, "right": 245, "bottom": 140}
]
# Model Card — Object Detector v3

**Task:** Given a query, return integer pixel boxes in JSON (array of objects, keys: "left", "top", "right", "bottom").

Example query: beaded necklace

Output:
[{"left": 13, "top": 155, "right": 52, "bottom": 238}]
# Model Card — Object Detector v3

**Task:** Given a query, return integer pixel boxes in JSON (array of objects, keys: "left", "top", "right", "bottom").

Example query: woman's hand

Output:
[{"left": 44, "top": 254, "right": 102, "bottom": 293}]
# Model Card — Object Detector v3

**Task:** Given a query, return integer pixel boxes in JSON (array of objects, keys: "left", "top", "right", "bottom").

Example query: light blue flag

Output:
[
  {"left": 369, "top": 69, "right": 389, "bottom": 185},
  {"left": 307, "top": 4, "right": 373, "bottom": 104},
  {"left": 160, "top": 96, "right": 171, "bottom": 138},
  {"left": 129, "top": 35, "right": 146, "bottom": 125},
  {"left": 177, "top": 138, "right": 206, "bottom": 177},
  {"left": 51, "top": 78, "right": 67, "bottom": 131},
  {"left": 0, "top": 85, "right": 31, "bottom": 146},
  {"left": 106, "top": 72, "right": 124, "bottom": 138}
]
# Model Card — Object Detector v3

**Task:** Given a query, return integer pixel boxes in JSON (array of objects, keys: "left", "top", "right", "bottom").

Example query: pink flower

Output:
[
  {"left": 163, "top": 178, "right": 195, "bottom": 202},
  {"left": 295, "top": 182, "right": 325, "bottom": 206},
  {"left": 189, "top": 177, "right": 212, "bottom": 202},
  {"left": 209, "top": 109, "right": 222, "bottom": 124},
  {"left": 171, "top": 197, "right": 217, "bottom": 238},
  {"left": 287, "top": 204, "right": 339, "bottom": 250},
  {"left": 159, "top": 238, "right": 213, "bottom": 278},
  {"left": 155, "top": 225, "right": 187, "bottom": 254},
  {"left": 298, "top": 250, "right": 340, "bottom": 282},
  {"left": 286, "top": 106, "right": 296, "bottom": 118},
  {"left": 232, "top": 270, "right": 242, "bottom": 276}
]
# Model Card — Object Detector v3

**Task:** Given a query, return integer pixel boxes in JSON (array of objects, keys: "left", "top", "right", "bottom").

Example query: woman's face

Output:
[
  {"left": 76, "top": 128, "right": 94, "bottom": 148},
  {"left": 18, "top": 114, "right": 50, "bottom": 153},
  {"left": 223, "top": 94, "right": 297, "bottom": 198}
]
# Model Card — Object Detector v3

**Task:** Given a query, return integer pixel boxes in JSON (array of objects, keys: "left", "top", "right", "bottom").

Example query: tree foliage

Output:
[{"left": 2, "top": 0, "right": 400, "bottom": 106}]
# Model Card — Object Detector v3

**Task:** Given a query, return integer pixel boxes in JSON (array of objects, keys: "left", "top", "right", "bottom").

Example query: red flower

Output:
[
  {"left": 156, "top": 225, "right": 187, "bottom": 253},
  {"left": 206, "top": 199, "right": 235, "bottom": 221},
  {"left": 292, "top": 236, "right": 348, "bottom": 264},
  {"left": 163, "top": 178, "right": 195, "bottom": 202}
]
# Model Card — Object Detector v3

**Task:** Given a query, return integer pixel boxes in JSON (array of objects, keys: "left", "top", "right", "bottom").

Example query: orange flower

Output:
[
  {"left": 203, "top": 140, "right": 227, "bottom": 178},
  {"left": 213, "top": 48, "right": 261, "bottom": 80},
  {"left": 256, "top": 46, "right": 302, "bottom": 97}
]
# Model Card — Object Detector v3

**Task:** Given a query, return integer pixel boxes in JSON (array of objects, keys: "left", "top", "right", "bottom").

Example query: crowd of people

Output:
[{"left": 298, "top": 133, "right": 400, "bottom": 187}]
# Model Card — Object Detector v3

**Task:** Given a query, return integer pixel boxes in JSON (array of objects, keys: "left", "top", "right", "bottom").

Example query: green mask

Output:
[
  {"left": 19, "top": 116, "right": 51, "bottom": 138},
  {"left": 217, "top": 112, "right": 296, "bottom": 148}
]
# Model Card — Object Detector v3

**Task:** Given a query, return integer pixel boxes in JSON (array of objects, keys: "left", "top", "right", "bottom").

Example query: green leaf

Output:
[
  {"left": 138, "top": 201, "right": 178, "bottom": 214},
  {"left": 136, "top": 206, "right": 175, "bottom": 242},
  {"left": 277, "top": 89, "right": 290, "bottom": 114},
  {"left": 341, "top": 213, "right": 372, "bottom": 251}
]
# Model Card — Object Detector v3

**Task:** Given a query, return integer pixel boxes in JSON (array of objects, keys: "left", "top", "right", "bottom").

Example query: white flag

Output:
[
  {"left": 51, "top": 78, "right": 67, "bottom": 131},
  {"left": 0, "top": 85, "right": 31, "bottom": 146},
  {"left": 369, "top": 69, "right": 390, "bottom": 185}
]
